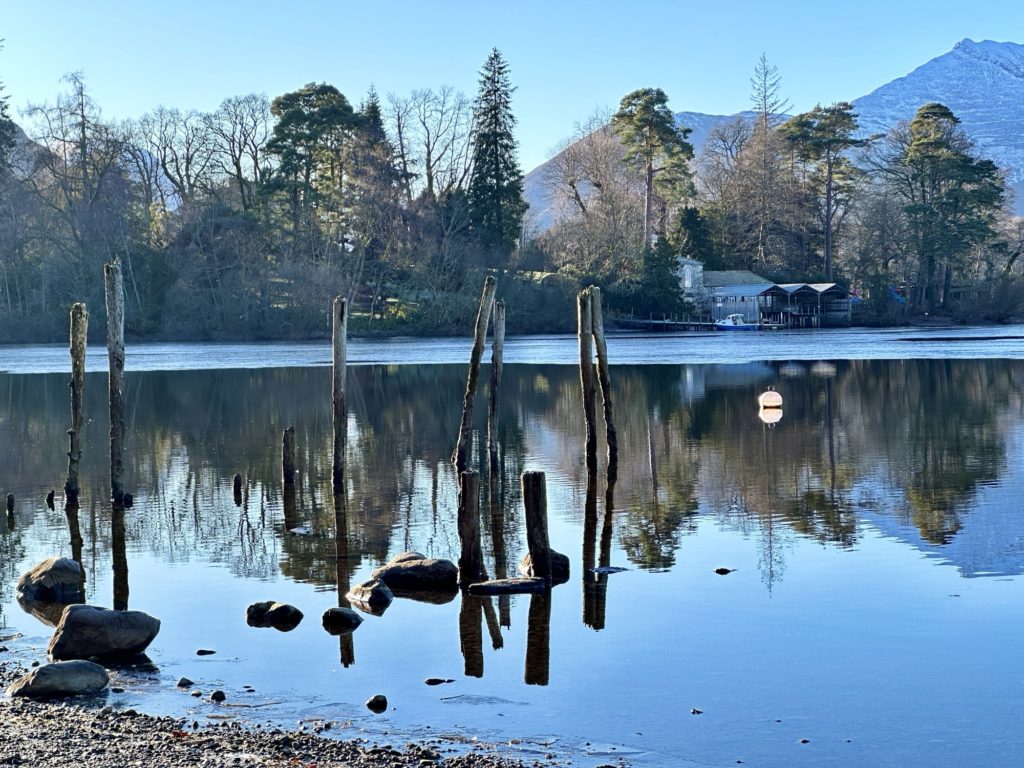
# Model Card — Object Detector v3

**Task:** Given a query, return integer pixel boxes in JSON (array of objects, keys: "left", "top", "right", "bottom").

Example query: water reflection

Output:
[{"left": 1, "top": 358, "right": 1023, "bottom": 624}]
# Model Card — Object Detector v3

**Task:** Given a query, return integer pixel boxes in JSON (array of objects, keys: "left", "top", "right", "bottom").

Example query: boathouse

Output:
[{"left": 676, "top": 259, "right": 852, "bottom": 327}]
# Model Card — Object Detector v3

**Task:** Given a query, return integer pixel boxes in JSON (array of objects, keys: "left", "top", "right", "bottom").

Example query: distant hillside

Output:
[{"left": 524, "top": 38, "right": 1024, "bottom": 228}]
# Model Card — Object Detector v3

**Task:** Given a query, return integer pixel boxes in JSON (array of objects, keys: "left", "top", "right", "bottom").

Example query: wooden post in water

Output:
[
  {"left": 282, "top": 426, "right": 296, "bottom": 485},
  {"left": 590, "top": 287, "right": 618, "bottom": 480},
  {"left": 487, "top": 299, "right": 505, "bottom": 475},
  {"left": 577, "top": 290, "right": 597, "bottom": 473},
  {"left": 522, "top": 471, "right": 552, "bottom": 584},
  {"left": 457, "top": 470, "right": 485, "bottom": 585},
  {"left": 453, "top": 275, "right": 497, "bottom": 474},
  {"left": 332, "top": 297, "right": 348, "bottom": 490},
  {"left": 232, "top": 473, "right": 243, "bottom": 506},
  {"left": 64, "top": 303, "right": 88, "bottom": 505},
  {"left": 104, "top": 259, "right": 126, "bottom": 507}
]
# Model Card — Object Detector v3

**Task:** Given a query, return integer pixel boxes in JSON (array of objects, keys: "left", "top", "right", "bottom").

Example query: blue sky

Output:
[{"left": 2, "top": 0, "right": 1022, "bottom": 170}]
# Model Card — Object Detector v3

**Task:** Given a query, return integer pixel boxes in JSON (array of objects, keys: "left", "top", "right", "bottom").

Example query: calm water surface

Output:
[{"left": 1, "top": 333, "right": 1023, "bottom": 767}]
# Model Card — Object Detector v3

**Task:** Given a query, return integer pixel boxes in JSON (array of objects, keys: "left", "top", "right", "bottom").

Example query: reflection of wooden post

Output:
[
  {"left": 457, "top": 471, "right": 484, "bottom": 585},
  {"left": 582, "top": 469, "right": 599, "bottom": 628},
  {"left": 487, "top": 299, "right": 505, "bottom": 475},
  {"left": 282, "top": 426, "right": 296, "bottom": 485},
  {"left": 522, "top": 471, "right": 551, "bottom": 584},
  {"left": 65, "top": 504, "right": 86, "bottom": 603},
  {"left": 104, "top": 260, "right": 126, "bottom": 507},
  {"left": 482, "top": 597, "right": 503, "bottom": 649},
  {"left": 232, "top": 473, "right": 243, "bottom": 506},
  {"left": 282, "top": 484, "right": 299, "bottom": 531},
  {"left": 590, "top": 287, "right": 618, "bottom": 481},
  {"left": 334, "top": 490, "right": 355, "bottom": 668},
  {"left": 332, "top": 297, "right": 348, "bottom": 489},
  {"left": 489, "top": 477, "right": 512, "bottom": 628},
  {"left": 524, "top": 590, "right": 551, "bottom": 686},
  {"left": 112, "top": 506, "right": 129, "bottom": 611},
  {"left": 459, "top": 594, "right": 484, "bottom": 678},
  {"left": 65, "top": 303, "right": 88, "bottom": 505},
  {"left": 453, "top": 276, "right": 497, "bottom": 474},
  {"left": 578, "top": 290, "right": 597, "bottom": 472}
]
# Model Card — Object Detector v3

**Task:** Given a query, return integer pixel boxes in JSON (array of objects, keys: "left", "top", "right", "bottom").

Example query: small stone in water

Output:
[
  {"left": 210, "top": 690, "right": 226, "bottom": 702},
  {"left": 690, "top": 708, "right": 703, "bottom": 715},
  {"left": 111, "top": 687, "right": 125, "bottom": 693},
  {"left": 177, "top": 677, "right": 194, "bottom": 688},
  {"left": 800, "top": 738, "right": 810, "bottom": 744},
  {"left": 424, "top": 678, "right": 454, "bottom": 686},
  {"left": 191, "top": 690, "right": 202, "bottom": 698},
  {"left": 366, "top": 694, "right": 388, "bottom": 713},
  {"left": 714, "top": 567, "right": 734, "bottom": 575},
  {"left": 196, "top": 649, "right": 216, "bottom": 656}
]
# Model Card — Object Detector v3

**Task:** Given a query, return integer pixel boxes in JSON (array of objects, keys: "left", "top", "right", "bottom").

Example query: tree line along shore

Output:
[{"left": 1, "top": 50, "right": 1021, "bottom": 344}]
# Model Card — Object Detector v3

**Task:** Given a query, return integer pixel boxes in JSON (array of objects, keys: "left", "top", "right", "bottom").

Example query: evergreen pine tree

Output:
[
  {"left": 467, "top": 48, "right": 528, "bottom": 261},
  {"left": 0, "top": 41, "right": 17, "bottom": 172}
]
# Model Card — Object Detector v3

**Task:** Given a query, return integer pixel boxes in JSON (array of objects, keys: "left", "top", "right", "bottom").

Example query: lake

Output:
[{"left": 2, "top": 328, "right": 1023, "bottom": 767}]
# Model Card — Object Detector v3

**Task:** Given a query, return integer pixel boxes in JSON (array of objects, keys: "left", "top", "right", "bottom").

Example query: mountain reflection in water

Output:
[{"left": 2, "top": 358, "right": 1024, "bottom": 766}]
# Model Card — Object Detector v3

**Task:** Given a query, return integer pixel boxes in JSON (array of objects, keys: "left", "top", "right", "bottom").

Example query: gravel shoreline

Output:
[{"left": 0, "top": 661, "right": 567, "bottom": 768}]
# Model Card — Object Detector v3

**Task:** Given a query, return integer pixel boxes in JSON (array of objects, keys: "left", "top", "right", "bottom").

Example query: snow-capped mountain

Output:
[
  {"left": 853, "top": 38, "right": 1024, "bottom": 192},
  {"left": 524, "top": 38, "right": 1024, "bottom": 228}
]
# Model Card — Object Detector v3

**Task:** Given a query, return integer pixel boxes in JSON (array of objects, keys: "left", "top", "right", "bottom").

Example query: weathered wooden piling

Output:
[
  {"left": 332, "top": 296, "right": 348, "bottom": 490},
  {"left": 457, "top": 470, "right": 485, "bottom": 585},
  {"left": 104, "top": 259, "right": 126, "bottom": 507},
  {"left": 590, "top": 287, "right": 618, "bottom": 479},
  {"left": 487, "top": 299, "right": 505, "bottom": 474},
  {"left": 232, "top": 473, "right": 243, "bottom": 506},
  {"left": 282, "top": 426, "right": 296, "bottom": 485},
  {"left": 64, "top": 303, "right": 88, "bottom": 505},
  {"left": 453, "top": 275, "right": 497, "bottom": 474},
  {"left": 522, "top": 471, "right": 552, "bottom": 584},
  {"left": 577, "top": 290, "right": 598, "bottom": 473}
]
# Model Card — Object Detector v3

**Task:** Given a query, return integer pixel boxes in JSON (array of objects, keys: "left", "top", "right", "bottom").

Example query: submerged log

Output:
[
  {"left": 332, "top": 297, "right": 348, "bottom": 489},
  {"left": 64, "top": 303, "right": 88, "bottom": 505},
  {"left": 467, "top": 577, "right": 547, "bottom": 595},
  {"left": 452, "top": 275, "right": 497, "bottom": 474},
  {"left": 103, "top": 259, "right": 126, "bottom": 507}
]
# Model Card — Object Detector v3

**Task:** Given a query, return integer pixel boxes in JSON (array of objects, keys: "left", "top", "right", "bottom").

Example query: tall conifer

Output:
[{"left": 467, "top": 48, "right": 527, "bottom": 260}]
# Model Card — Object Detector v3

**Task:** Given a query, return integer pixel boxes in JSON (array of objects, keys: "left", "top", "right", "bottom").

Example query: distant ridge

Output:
[{"left": 524, "top": 39, "right": 1024, "bottom": 227}]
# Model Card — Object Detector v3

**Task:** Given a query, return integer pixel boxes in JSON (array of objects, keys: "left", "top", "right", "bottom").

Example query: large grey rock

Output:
[
  {"left": 371, "top": 553, "right": 458, "bottom": 592},
  {"left": 48, "top": 604, "right": 161, "bottom": 661},
  {"left": 519, "top": 549, "right": 571, "bottom": 584},
  {"left": 346, "top": 579, "right": 393, "bottom": 615},
  {"left": 7, "top": 660, "right": 108, "bottom": 698},
  {"left": 246, "top": 601, "right": 303, "bottom": 631},
  {"left": 17, "top": 556, "right": 84, "bottom": 604},
  {"left": 322, "top": 607, "right": 363, "bottom": 635}
]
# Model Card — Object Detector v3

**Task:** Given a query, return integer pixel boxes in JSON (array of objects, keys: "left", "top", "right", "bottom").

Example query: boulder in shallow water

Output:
[
  {"left": 322, "top": 607, "right": 363, "bottom": 635},
  {"left": 371, "top": 553, "right": 458, "bottom": 592},
  {"left": 17, "top": 556, "right": 84, "bottom": 604},
  {"left": 518, "top": 549, "right": 570, "bottom": 584},
  {"left": 346, "top": 579, "right": 393, "bottom": 614},
  {"left": 245, "top": 601, "right": 303, "bottom": 631},
  {"left": 7, "top": 660, "right": 108, "bottom": 698},
  {"left": 48, "top": 604, "right": 160, "bottom": 661}
]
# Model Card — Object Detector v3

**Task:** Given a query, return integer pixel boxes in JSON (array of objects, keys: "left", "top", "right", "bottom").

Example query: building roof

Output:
[
  {"left": 710, "top": 284, "right": 785, "bottom": 298},
  {"left": 703, "top": 270, "right": 774, "bottom": 287}
]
